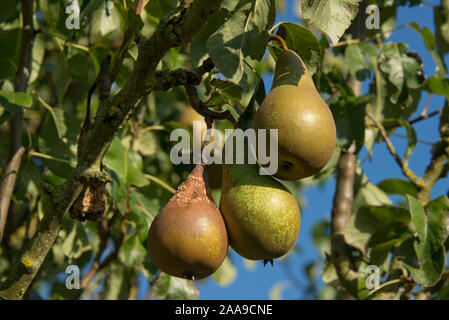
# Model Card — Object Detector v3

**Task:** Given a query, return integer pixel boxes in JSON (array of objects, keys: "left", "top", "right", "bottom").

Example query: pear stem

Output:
[{"left": 269, "top": 34, "right": 288, "bottom": 51}]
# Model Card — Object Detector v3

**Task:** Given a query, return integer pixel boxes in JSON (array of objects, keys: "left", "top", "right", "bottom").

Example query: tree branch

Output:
[
  {"left": 366, "top": 111, "right": 422, "bottom": 186},
  {"left": 151, "top": 57, "right": 214, "bottom": 92},
  {"left": 330, "top": 0, "right": 367, "bottom": 299},
  {"left": 0, "top": 0, "right": 35, "bottom": 243},
  {"left": 184, "top": 84, "right": 238, "bottom": 128},
  {"left": 417, "top": 101, "right": 449, "bottom": 203},
  {"left": 0, "top": 0, "right": 224, "bottom": 300}
]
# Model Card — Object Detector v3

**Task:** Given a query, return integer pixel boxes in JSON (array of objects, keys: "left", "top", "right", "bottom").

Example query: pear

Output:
[
  {"left": 147, "top": 163, "right": 228, "bottom": 280},
  {"left": 253, "top": 49, "right": 336, "bottom": 180},
  {"left": 219, "top": 140, "right": 300, "bottom": 261}
]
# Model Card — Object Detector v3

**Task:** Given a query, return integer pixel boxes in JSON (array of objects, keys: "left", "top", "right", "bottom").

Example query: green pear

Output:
[
  {"left": 219, "top": 142, "right": 300, "bottom": 261},
  {"left": 253, "top": 49, "right": 336, "bottom": 180}
]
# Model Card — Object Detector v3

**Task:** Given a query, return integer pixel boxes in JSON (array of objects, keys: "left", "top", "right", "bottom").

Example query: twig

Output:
[
  {"left": 73, "top": 211, "right": 125, "bottom": 300},
  {"left": 0, "top": 0, "right": 35, "bottom": 244},
  {"left": 144, "top": 174, "right": 176, "bottom": 194},
  {"left": 330, "top": 39, "right": 361, "bottom": 48},
  {"left": 420, "top": 92, "right": 431, "bottom": 118},
  {"left": 151, "top": 57, "right": 215, "bottom": 92},
  {"left": 367, "top": 111, "right": 422, "bottom": 186},
  {"left": 29, "top": 151, "right": 75, "bottom": 165},
  {"left": 365, "top": 106, "right": 445, "bottom": 130},
  {"left": 145, "top": 271, "right": 161, "bottom": 300},
  {"left": 184, "top": 84, "right": 237, "bottom": 128},
  {"left": 417, "top": 101, "right": 449, "bottom": 203},
  {"left": 269, "top": 33, "right": 288, "bottom": 51},
  {"left": 135, "top": 0, "right": 150, "bottom": 14},
  {"left": 410, "top": 106, "right": 445, "bottom": 125}
]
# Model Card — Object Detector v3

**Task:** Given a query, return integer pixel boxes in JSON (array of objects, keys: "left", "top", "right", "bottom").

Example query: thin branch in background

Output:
[
  {"left": 144, "top": 174, "right": 176, "bottom": 194},
  {"left": 366, "top": 111, "right": 422, "bottom": 186},
  {"left": 365, "top": 106, "right": 445, "bottom": 130},
  {"left": 73, "top": 209, "right": 126, "bottom": 300},
  {"left": 420, "top": 92, "right": 431, "bottom": 118},
  {"left": 135, "top": 0, "right": 150, "bottom": 14},
  {"left": 391, "top": 133, "right": 434, "bottom": 146},
  {"left": 28, "top": 150, "right": 75, "bottom": 165},
  {"left": 410, "top": 106, "right": 445, "bottom": 125},
  {"left": 0, "top": 0, "right": 35, "bottom": 243},
  {"left": 145, "top": 271, "right": 161, "bottom": 300},
  {"left": 151, "top": 57, "right": 215, "bottom": 92},
  {"left": 417, "top": 101, "right": 449, "bottom": 203}
]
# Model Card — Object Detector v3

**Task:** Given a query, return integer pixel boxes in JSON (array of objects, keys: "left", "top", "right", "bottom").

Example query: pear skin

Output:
[
  {"left": 148, "top": 163, "right": 228, "bottom": 280},
  {"left": 219, "top": 156, "right": 300, "bottom": 261},
  {"left": 253, "top": 50, "right": 336, "bottom": 180}
]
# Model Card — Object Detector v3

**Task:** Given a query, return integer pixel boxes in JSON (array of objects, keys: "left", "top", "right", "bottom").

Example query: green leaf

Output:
[
  {"left": 91, "top": 1, "right": 123, "bottom": 39},
  {"left": 353, "top": 170, "right": 392, "bottom": 212},
  {"left": 269, "top": 281, "right": 289, "bottom": 300},
  {"left": 167, "top": 277, "right": 200, "bottom": 300},
  {"left": 0, "top": 90, "right": 33, "bottom": 113},
  {"left": 153, "top": 273, "right": 199, "bottom": 300},
  {"left": 119, "top": 235, "right": 147, "bottom": 268},
  {"left": 238, "top": 78, "right": 266, "bottom": 130},
  {"left": 402, "top": 195, "right": 448, "bottom": 286},
  {"left": 207, "top": 0, "right": 275, "bottom": 90},
  {"left": 409, "top": 22, "right": 446, "bottom": 78},
  {"left": 55, "top": 54, "right": 69, "bottom": 103},
  {"left": 152, "top": 273, "right": 171, "bottom": 299},
  {"left": 41, "top": 104, "right": 68, "bottom": 140},
  {"left": 38, "top": 111, "right": 75, "bottom": 178},
  {"left": 378, "top": 42, "right": 425, "bottom": 104},
  {"left": 368, "top": 63, "right": 422, "bottom": 124},
  {"left": 102, "top": 263, "right": 131, "bottom": 300},
  {"left": 312, "top": 221, "right": 331, "bottom": 257},
  {"left": 103, "top": 137, "right": 149, "bottom": 187},
  {"left": 134, "top": 130, "right": 157, "bottom": 157},
  {"left": 145, "top": 0, "right": 178, "bottom": 22},
  {"left": 434, "top": 1, "right": 449, "bottom": 69},
  {"left": 190, "top": 8, "right": 230, "bottom": 66},
  {"left": 210, "top": 78, "right": 242, "bottom": 104},
  {"left": 61, "top": 219, "right": 92, "bottom": 260},
  {"left": 212, "top": 256, "right": 237, "bottom": 287},
  {"left": 274, "top": 22, "right": 321, "bottom": 74},
  {"left": 29, "top": 33, "right": 46, "bottom": 84},
  {"left": 0, "top": 29, "right": 19, "bottom": 81},
  {"left": 322, "top": 256, "right": 338, "bottom": 284},
  {"left": 345, "top": 44, "right": 371, "bottom": 81},
  {"left": 377, "top": 178, "right": 418, "bottom": 197},
  {"left": 425, "top": 76, "right": 449, "bottom": 99},
  {"left": 346, "top": 205, "right": 410, "bottom": 253},
  {"left": 330, "top": 96, "right": 367, "bottom": 154},
  {"left": 299, "top": 0, "right": 362, "bottom": 45},
  {"left": 381, "top": 118, "right": 417, "bottom": 167}
]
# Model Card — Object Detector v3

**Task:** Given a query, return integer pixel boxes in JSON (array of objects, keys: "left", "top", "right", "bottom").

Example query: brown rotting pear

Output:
[{"left": 147, "top": 163, "right": 228, "bottom": 280}]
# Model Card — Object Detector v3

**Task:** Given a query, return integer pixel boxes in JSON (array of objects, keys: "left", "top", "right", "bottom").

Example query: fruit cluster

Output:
[{"left": 147, "top": 47, "right": 336, "bottom": 280}]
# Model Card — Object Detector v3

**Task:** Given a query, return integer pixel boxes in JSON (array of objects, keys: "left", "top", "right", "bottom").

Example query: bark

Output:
[{"left": 330, "top": 1, "right": 367, "bottom": 298}]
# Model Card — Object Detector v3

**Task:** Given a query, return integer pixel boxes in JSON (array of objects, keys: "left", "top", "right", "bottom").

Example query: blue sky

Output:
[{"left": 195, "top": 0, "right": 449, "bottom": 300}]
